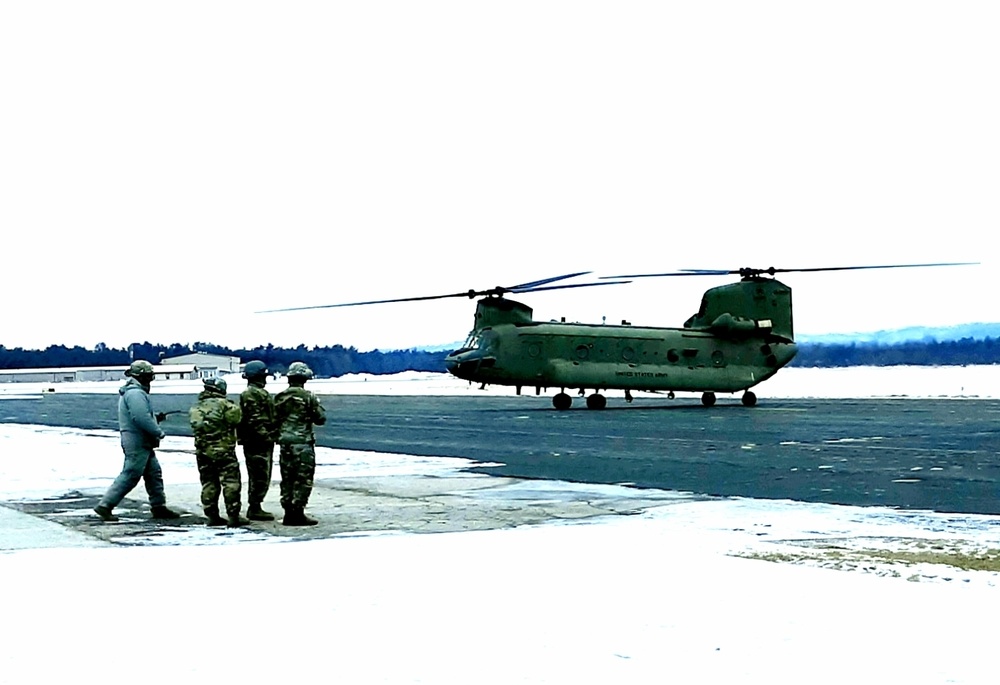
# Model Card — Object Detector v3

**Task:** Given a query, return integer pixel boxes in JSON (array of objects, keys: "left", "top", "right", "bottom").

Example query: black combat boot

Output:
[
  {"left": 299, "top": 509, "right": 318, "bottom": 526},
  {"left": 93, "top": 505, "right": 118, "bottom": 522},
  {"left": 150, "top": 505, "right": 181, "bottom": 520},
  {"left": 205, "top": 506, "right": 227, "bottom": 527},
  {"left": 227, "top": 510, "right": 250, "bottom": 528},
  {"left": 282, "top": 507, "right": 318, "bottom": 527},
  {"left": 247, "top": 503, "right": 275, "bottom": 521}
]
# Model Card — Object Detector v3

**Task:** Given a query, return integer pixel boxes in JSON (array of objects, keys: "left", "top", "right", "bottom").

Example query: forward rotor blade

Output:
[
  {"left": 510, "top": 271, "right": 592, "bottom": 291},
  {"left": 256, "top": 271, "right": 612, "bottom": 314},
  {"left": 514, "top": 279, "right": 632, "bottom": 294},
  {"left": 256, "top": 290, "right": 486, "bottom": 313}
]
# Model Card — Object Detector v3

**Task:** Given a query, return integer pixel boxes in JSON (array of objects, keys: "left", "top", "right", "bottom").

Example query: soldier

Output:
[
  {"left": 239, "top": 360, "right": 277, "bottom": 521},
  {"left": 275, "top": 361, "right": 326, "bottom": 526},
  {"left": 189, "top": 377, "right": 247, "bottom": 527},
  {"left": 94, "top": 359, "right": 181, "bottom": 522}
]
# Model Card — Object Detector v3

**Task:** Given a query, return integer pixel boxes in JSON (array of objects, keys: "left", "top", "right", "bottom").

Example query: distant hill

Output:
[{"left": 796, "top": 322, "right": 1000, "bottom": 346}]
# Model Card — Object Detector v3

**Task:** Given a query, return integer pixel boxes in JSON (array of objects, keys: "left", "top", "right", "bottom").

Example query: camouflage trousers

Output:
[
  {"left": 197, "top": 450, "right": 242, "bottom": 517},
  {"left": 278, "top": 442, "right": 315, "bottom": 510},
  {"left": 99, "top": 445, "right": 166, "bottom": 510},
  {"left": 242, "top": 442, "right": 274, "bottom": 507}
]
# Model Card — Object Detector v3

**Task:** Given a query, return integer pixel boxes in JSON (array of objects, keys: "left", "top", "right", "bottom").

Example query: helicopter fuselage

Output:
[{"left": 444, "top": 319, "right": 797, "bottom": 394}]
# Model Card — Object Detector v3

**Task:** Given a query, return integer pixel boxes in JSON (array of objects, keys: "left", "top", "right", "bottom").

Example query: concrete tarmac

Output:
[{"left": 3, "top": 393, "right": 999, "bottom": 514}]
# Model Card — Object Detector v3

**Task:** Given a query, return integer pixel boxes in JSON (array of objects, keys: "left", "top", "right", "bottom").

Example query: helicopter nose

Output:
[{"left": 444, "top": 349, "right": 494, "bottom": 380}]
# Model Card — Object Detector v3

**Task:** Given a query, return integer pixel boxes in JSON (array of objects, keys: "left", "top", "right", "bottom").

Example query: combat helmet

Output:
[
  {"left": 203, "top": 377, "right": 228, "bottom": 394},
  {"left": 126, "top": 360, "right": 155, "bottom": 379},
  {"left": 243, "top": 360, "right": 269, "bottom": 379},
  {"left": 287, "top": 361, "right": 314, "bottom": 379}
]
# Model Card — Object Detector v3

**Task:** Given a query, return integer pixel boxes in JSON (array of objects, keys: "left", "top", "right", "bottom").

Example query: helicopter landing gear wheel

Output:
[
  {"left": 667, "top": 391, "right": 675, "bottom": 400},
  {"left": 701, "top": 392, "right": 717, "bottom": 407},
  {"left": 553, "top": 392, "right": 572, "bottom": 410},
  {"left": 741, "top": 391, "right": 757, "bottom": 407},
  {"left": 586, "top": 393, "right": 607, "bottom": 410}
]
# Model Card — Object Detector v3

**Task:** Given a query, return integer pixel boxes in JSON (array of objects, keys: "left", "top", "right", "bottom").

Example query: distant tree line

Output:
[
  {"left": 2, "top": 337, "right": 999, "bottom": 373},
  {"left": 0, "top": 342, "right": 449, "bottom": 376},
  {"left": 790, "top": 337, "right": 1000, "bottom": 367}
]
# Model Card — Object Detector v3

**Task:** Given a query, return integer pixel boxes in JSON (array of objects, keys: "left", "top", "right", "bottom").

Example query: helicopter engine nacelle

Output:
[
  {"left": 708, "top": 313, "right": 772, "bottom": 337},
  {"left": 686, "top": 278, "right": 793, "bottom": 341}
]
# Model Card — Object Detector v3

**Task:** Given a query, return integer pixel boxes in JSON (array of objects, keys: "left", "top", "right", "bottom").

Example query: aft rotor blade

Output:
[
  {"left": 602, "top": 262, "right": 978, "bottom": 280},
  {"left": 601, "top": 270, "right": 722, "bottom": 279},
  {"left": 745, "top": 262, "right": 979, "bottom": 275}
]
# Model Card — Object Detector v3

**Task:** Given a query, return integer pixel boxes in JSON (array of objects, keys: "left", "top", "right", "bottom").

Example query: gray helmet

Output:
[
  {"left": 287, "top": 361, "right": 314, "bottom": 379},
  {"left": 127, "top": 360, "right": 155, "bottom": 378},
  {"left": 243, "top": 360, "right": 269, "bottom": 379},
  {"left": 203, "top": 377, "right": 227, "bottom": 394}
]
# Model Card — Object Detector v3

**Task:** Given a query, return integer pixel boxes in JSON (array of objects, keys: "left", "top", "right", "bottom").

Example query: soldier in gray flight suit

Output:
[{"left": 94, "top": 360, "right": 181, "bottom": 522}]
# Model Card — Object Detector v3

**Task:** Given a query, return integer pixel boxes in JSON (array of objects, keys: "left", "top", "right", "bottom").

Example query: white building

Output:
[
  {"left": 161, "top": 352, "right": 240, "bottom": 379},
  {"left": 0, "top": 364, "right": 199, "bottom": 383},
  {"left": 0, "top": 366, "right": 129, "bottom": 384}
]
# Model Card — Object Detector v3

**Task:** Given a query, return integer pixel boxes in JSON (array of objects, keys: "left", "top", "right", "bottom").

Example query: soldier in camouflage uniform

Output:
[
  {"left": 94, "top": 360, "right": 181, "bottom": 522},
  {"left": 238, "top": 360, "right": 277, "bottom": 521},
  {"left": 275, "top": 361, "right": 326, "bottom": 526},
  {"left": 189, "top": 377, "right": 247, "bottom": 527}
]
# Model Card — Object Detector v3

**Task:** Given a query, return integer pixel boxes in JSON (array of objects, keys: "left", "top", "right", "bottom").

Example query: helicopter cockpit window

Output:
[
  {"left": 462, "top": 333, "right": 480, "bottom": 350},
  {"left": 463, "top": 330, "right": 494, "bottom": 350}
]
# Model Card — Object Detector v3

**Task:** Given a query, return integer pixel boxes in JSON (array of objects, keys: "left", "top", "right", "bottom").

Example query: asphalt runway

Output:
[{"left": 3, "top": 394, "right": 999, "bottom": 514}]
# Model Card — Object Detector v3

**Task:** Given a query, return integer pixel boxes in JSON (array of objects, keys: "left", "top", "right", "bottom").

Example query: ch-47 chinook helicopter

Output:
[{"left": 261, "top": 263, "right": 974, "bottom": 410}]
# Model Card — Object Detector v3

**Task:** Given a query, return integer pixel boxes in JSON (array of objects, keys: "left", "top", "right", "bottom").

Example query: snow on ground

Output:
[
  {"left": 3, "top": 363, "right": 1000, "bottom": 398},
  {"left": 2, "top": 367, "right": 1000, "bottom": 684}
]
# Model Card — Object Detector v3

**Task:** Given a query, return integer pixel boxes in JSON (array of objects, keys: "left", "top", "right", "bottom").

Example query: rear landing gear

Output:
[
  {"left": 701, "top": 392, "right": 716, "bottom": 407},
  {"left": 586, "top": 393, "right": 607, "bottom": 410},
  {"left": 553, "top": 392, "right": 572, "bottom": 410},
  {"left": 741, "top": 391, "right": 757, "bottom": 407}
]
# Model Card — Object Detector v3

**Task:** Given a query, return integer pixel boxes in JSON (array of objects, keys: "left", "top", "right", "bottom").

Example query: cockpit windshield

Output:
[
  {"left": 462, "top": 332, "right": 481, "bottom": 350},
  {"left": 462, "top": 330, "right": 492, "bottom": 351}
]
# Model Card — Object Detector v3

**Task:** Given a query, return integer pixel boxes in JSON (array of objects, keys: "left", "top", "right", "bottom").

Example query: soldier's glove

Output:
[{"left": 156, "top": 412, "right": 168, "bottom": 423}]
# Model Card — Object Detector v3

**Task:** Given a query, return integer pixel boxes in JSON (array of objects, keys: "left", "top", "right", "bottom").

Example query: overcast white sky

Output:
[{"left": 2, "top": 2, "right": 996, "bottom": 353}]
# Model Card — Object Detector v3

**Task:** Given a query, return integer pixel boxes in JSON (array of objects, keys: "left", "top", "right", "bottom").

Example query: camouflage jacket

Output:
[
  {"left": 189, "top": 388, "right": 242, "bottom": 455},
  {"left": 238, "top": 381, "right": 276, "bottom": 446},
  {"left": 274, "top": 386, "right": 326, "bottom": 445}
]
